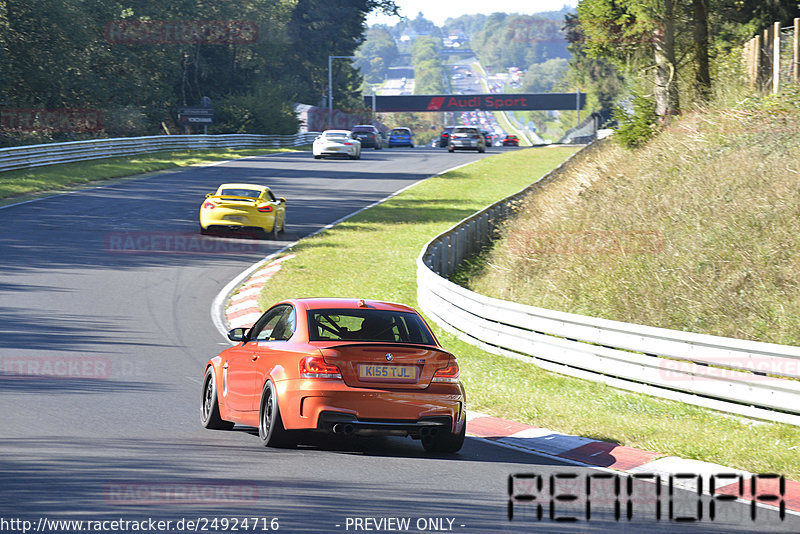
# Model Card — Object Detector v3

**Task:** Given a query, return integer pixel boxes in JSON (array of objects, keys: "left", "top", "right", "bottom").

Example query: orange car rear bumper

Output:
[{"left": 276, "top": 378, "right": 466, "bottom": 434}]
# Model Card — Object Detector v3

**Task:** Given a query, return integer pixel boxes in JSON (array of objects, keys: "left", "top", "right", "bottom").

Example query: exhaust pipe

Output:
[
  {"left": 332, "top": 423, "right": 355, "bottom": 435},
  {"left": 420, "top": 427, "right": 439, "bottom": 438}
]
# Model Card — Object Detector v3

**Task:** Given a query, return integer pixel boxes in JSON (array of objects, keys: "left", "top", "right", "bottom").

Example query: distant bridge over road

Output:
[{"left": 364, "top": 93, "right": 586, "bottom": 112}]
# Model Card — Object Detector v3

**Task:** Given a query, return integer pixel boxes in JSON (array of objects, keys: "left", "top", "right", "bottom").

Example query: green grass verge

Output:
[
  {"left": 0, "top": 146, "right": 307, "bottom": 202},
  {"left": 253, "top": 144, "right": 800, "bottom": 480}
]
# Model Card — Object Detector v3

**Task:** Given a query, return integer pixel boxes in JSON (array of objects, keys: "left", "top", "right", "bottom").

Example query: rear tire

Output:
[
  {"left": 314, "top": 155, "right": 322, "bottom": 159},
  {"left": 448, "top": 146, "right": 454, "bottom": 153},
  {"left": 201, "top": 367, "right": 234, "bottom": 430},
  {"left": 258, "top": 381, "right": 294, "bottom": 448},
  {"left": 422, "top": 421, "right": 465, "bottom": 453}
]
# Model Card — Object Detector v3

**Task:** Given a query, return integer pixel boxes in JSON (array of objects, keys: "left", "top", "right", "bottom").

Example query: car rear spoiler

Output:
[
  {"left": 320, "top": 342, "right": 453, "bottom": 355},
  {"left": 207, "top": 195, "right": 258, "bottom": 202}
]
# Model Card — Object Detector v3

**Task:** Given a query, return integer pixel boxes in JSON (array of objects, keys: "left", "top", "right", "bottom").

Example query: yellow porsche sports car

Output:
[{"left": 199, "top": 183, "right": 286, "bottom": 239}]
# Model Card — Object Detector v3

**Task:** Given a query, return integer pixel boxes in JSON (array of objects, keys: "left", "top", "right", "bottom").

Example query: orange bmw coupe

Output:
[{"left": 202, "top": 298, "right": 466, "bottom": 452}]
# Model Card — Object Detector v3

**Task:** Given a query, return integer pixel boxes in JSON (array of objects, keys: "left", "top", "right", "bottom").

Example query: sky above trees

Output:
[{"left": 367, "top": 0, "right": 578, "bottom": 26}]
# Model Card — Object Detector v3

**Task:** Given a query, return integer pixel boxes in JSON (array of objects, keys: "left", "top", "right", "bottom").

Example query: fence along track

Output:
[
  {"left": 0, "top": 133, "right": 319, "bottom": 172},
  {"left": 416, "top": 143, "right": 800, "bottom": 427}
]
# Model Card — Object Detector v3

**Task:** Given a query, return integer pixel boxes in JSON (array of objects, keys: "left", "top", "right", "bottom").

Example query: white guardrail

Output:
[
  {"left": 417, "top": 143, "right": 800, "bottom": 426},
  {"left": 0, "top": 133, "right": 319, "bottom": 172}
]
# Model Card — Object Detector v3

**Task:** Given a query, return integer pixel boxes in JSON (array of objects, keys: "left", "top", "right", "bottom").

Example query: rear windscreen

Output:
[
  {"left": 220, "top": 189, "right": 260, "bottom": 198},
  {"left": 308, "top": 309, "right": 435, "bottom": 345}
]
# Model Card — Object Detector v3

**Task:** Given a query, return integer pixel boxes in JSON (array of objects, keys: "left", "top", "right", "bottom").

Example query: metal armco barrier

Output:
[
  {"left": 0, "top": 133, "right": 319, "bottom": 172},
  {"left": 417, "top": 144, "right": 800, "bottom": 426}
]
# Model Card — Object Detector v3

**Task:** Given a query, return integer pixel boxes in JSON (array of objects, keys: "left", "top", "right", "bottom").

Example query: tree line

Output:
[
  {"left": 567, "top": 0, "right": 800, "bottom": 140},
  {"left": 0, "top": 0, "right": 397, "bottom": 145}
]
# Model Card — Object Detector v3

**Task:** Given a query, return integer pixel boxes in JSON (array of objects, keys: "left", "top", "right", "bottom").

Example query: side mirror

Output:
[
  {"left": 205, "top": 193, "right": 213, "bottom": 198},
  {"left": 279, "top": 197, "right": 286, "bottom": 203},
  {"left": 228, "top": 328, "right": 249, "bottom": 342}
]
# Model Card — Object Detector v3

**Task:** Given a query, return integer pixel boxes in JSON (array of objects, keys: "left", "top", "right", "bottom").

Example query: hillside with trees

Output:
[
  {"left": 470, "top": 13, "right": 570, "bottom": 70},
  {"left": 568, "top": 0, "right": 800, "bottom": 138},
  {"left": 0, "top": 0, "right": 397, "bottom": 145}
]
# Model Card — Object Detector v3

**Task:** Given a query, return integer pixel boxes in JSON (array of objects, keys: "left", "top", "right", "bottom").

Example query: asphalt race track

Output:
[{"left": 0, "top": 147, "right": 797, "bottom": 533}]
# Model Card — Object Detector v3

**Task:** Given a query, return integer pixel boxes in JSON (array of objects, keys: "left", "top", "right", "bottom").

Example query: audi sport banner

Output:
[{"left": 364, "top": 93, "right": 585, "bottom": 112}]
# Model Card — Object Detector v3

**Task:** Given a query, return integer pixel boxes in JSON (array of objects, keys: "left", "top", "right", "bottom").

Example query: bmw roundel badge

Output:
[{"left": 385, "top": 353, "right": 393, "bottom": 361}]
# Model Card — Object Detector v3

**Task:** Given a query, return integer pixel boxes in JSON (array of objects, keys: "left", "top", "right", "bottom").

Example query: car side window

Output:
[
  {"left": 270, "top": 307, "right": 296, "bottom": 341},
  {"left": 251, "top": 305, "right": 289, "bottom": 341},
  {"left": 267, "top": 190, "right": 276, "bottom": 202}
]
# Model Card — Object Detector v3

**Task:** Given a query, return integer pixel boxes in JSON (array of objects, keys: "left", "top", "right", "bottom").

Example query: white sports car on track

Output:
[{"left": 313, "top": 130, "right": 361, "bottom": 160}]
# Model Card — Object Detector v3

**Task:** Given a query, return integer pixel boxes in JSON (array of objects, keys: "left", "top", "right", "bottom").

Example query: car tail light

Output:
[
  {"left": 300, "top": 356, "right": 342, "bottom": 379},
  {"left": 432, "top": 362, "right": 459, "bottom": 383},
  {"left": 203, "top": 201, "right": 216, "bottom": 210},
  {"left": 344, "top": 142, "right": 354, "bottom": 146},
  {"left": 257, "top": 204, "right": 274, "bottom": 213}
]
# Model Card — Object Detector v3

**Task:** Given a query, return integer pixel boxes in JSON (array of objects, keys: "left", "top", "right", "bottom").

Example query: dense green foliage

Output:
[
  {"left": 0, "top": 0, "right": 397, "bottom": 145},
  {"left": 520, "top": 58, "right": 569, "bottom": 93},
  {"left": 354, "top": 26, "right": 399, "bottom": 83},
  {"left": 471, "top": 13, "right": 570, "bottom": 70},
  {"left": 612, "top": 95, "right": 658, "bottom": 148},
  {"left": 410, "top": 36, "right": 446, "bottom": 94},
  {"left": 568, "top": 0, "right": 800, "bottom": 146}
]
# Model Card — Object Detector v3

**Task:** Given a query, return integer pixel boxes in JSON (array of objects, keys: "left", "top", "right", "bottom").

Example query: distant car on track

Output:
[
  {"left": 481, "top": 130, "right": 493, "bottom": 147},
  {"left": 350, "top": 125, "right": 383, "bottom": 150},
  {"left": 448, "top": 126, "right": 486, "bottom": 153},
  {"left": 199, "top": 183, "right": 286, "bottom": 239},
  {"left": 201, "top": 298, "right": 466, "bottom": 452},
  {"left": 313, "top": 130, "right": 361, "bottom": 160},
  {"left": 502, "top": 134, "right": 520, "bottom": 146},
  {"left": 438, "top": 126, "right": 456, "bottom": 147},
  {"left": 387, "top": 127, "right": 415, "bottom": 148}
]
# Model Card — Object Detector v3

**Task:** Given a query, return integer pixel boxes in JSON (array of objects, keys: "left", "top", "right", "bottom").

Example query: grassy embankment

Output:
[
  {"left": 463, "top": 107, "right": 800, "bottom": 478},
  {"left": 469, "top": 109, "right": 800, "bottom": 345},
  {"left": 251, "top": 134, "right": 800, "bottom": 480},
  {"left": 0, "top": 147, "right": 305, "bottom": 203}
]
